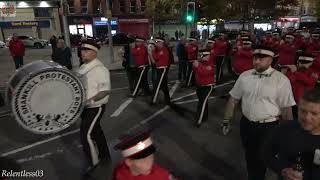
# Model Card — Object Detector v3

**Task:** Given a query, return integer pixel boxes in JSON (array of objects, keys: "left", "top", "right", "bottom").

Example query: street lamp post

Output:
[
  {"left": 60, "top": 0, "right": 71, "bottom": 48},
  {"left": 105, "top": 0, "right": 114, "bottom": 64}
]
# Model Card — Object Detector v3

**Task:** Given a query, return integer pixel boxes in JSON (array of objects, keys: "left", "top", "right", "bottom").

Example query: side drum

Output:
[{"left": 5, "top": 60, "right": 86, "bottom": 134}]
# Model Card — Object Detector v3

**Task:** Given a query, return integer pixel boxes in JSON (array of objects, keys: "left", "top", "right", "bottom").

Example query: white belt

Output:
[
  {"left": 138, "top": 65, "right": 148, "bottom": 68},
  {"left": 157, "top": 66, "right": 168, "bottom": 69},
  {"left": 255, "top": 117, "right": 279, "bottom": 124},
  {"left": 201, "top": 84, "right": 214, "bottom": 87}
]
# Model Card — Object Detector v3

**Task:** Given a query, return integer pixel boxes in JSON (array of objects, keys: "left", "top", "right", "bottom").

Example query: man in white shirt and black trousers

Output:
[
  {"left": 78, "top": 41, "right": 111, "bottom": 172},
  {"left": 221, "top": 46, "right": 296, "bottom": 180}
]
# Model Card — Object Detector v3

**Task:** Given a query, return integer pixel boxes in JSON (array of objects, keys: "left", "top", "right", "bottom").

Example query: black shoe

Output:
[
  {"left": 82, "top": 165, "right": 96, "bottom": 178},
  {"left": 194, "top": 122, "right": 201, "bottom": 128}
]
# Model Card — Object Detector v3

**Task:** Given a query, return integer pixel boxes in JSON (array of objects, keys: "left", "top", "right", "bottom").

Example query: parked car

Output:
[
  {"left": 6, "top": 35, "right": 48, "bottom": 48},
  {"left": 0, "top": 41, "right": 5, "bottom": 48}
]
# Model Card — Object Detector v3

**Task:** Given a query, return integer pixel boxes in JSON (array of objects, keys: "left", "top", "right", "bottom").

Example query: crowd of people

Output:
[
  {"left": 5, "top": 27, "right": 320, "bottom": 180},
  {"left": 113, "top": 27, "right": 320, "bottom": 180}
]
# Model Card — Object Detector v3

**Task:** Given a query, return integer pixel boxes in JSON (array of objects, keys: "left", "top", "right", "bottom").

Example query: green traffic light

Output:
[{"left": 187, "top": 15, "right": 193, "bottom": 22}]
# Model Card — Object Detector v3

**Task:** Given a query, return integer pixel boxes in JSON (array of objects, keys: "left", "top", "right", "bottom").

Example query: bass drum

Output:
[{"left": 6, "top": 60, "right": 86, "bottom": 134}]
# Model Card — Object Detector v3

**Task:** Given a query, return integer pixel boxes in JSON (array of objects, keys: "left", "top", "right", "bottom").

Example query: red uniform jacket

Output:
[
  {"left": 271, "top": 38, "right": 280, "bottom": 52},
  {"left": 286, "top": 69, "right": 317, "bottom": 103},
  {"left": 131, "top": 44, "right": 149, "bottom": 67},
  {"left": 186, "top": 44, "right": 198, "bottom": 61},
  {"left": 232, "top": 48, "right": 254, "bottom": 75},
  {"left": 304, "top": 40, "right": 320, "bottom": 55},
  {"left": 152, "top": 47, "right": 170, "bottom": 67},
  {"left": 294, "top": 35, "right": 305, "bottom": 49},
  {"left": 193, "top": 61, "right": 214, "bottom": 86},
  {"left": 262, "top": 36, "right": 273, "bottom": 48},
  {"left": 9, "top": 40, "right": 25, "bottom": 57},
  {"left": 209, "top": 49, "right": 217, "bottom": 66},
  {"left": 113, "top": 161, "right": 172, "bottom": 180},
  {"left": 311, "top": 57, "right": 320, "bottom": 80},
  {"left": 278, "top": 43, "right": 298, "bottom": 65},
  {"left": 214, "top": 39, "right": 227, "bottom": 56}
]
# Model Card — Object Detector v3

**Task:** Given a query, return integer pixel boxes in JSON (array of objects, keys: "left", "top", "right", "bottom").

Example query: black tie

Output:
[{"left": 252, "top": 72, "right": 270, "bottom": 78}]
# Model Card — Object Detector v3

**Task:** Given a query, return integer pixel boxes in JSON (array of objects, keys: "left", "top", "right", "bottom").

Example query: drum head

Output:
[{"left": 11, "top": 63, "right": 85, "bottom": 134}]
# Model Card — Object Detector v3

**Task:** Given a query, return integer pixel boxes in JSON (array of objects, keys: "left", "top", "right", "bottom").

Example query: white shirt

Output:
[
  {"left": 78, "top": 58, "right": 111, "bottom": 108},
  {"left": 229, "top": 67, "right": 296, "bottom": 122}
]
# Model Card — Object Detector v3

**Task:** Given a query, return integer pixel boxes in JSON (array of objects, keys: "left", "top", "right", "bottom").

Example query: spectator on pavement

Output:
[
  {"left": 222, "top": 46, "right": 296, "bottom": 180},
  {"left": 176, "top": 36, "right": 187, "bottom": 82},
  {"left": 52, "top": 39, "right": 72, "bottom": 70},
  {"left": 49, "top": 35, "right": 57, "bottom": 51},
  {"left": 9, "top": 33, "right": 25, "bottom": 69},
  {"left": 264, "top": 88, "right": 320, "bottom": 180}
]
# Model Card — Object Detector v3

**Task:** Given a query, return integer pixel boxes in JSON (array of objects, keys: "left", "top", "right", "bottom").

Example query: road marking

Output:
[
  {"left": 0, "top": 129, "right": 80, "bottom": 157},
  {"left": 110, "top": 81, "right": 179, "bottom": 118},
  {"left": 171, "top": 80, "right": 235, "bottom": 102},
  {"left": 140, "top": 106, "right": 170, "bottom": 125},
  {"left": 111, "top": 87, "right": 129, "bottom": 91},
  {"left": 130, "top": 96, "right": 220, "bottom": 131},
  {"left": 172, "top": 92, "right": 196, "bottom": 102},
  {"left": 110, "top": 98, "right": 133, "bottom": 117},
  {"left": 169, "top": 80, "right": 180, "bottom": 97}
]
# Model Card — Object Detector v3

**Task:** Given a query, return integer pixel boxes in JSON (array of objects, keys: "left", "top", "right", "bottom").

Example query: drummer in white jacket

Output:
[{"left": 78, "top": 41, "right": 111, "bottom": 172}]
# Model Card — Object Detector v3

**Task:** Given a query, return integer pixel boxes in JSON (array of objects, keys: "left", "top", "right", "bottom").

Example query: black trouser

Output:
[
  {"left": 13, "top": 56, "right": 23, "bottom": 69},
  {"left": 150, "top": 63, "right": 157, "bottom": 90},
  {"left": 132, "top": 66, "right": 150, "bottom": 96},
  {"left": 195, "top": 85, "right": 213, "bottom": 125},
  {"left": 80, "top": 104, "right": 110, "bottom": 166},
  {"left": 178, "top": 58, "right": 187, "bottom": 81},
  {"left": 240, "top": 116, "right": 279, "bottom": 180},
  {"left": 126, "top": 67, "right": 137, "bottom": 93},
  {"left": 215, "top": 56, "right": 225, "bottom": 84},
  {"left": 152, "top": 67, "right": 170, "bottom": 104},
  {"left": 187, "top": 61, "right": 194, "bottom": 86},
  {"left": 292, "top": 105, "right": 298, "bottom": 120}
]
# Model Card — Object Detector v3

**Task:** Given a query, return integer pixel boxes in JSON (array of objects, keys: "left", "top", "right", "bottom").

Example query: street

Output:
[{"left": 0, "top": 47, "right": 277, "bottom": 180}]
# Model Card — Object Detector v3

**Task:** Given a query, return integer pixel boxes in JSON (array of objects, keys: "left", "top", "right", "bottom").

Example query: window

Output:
[
  {"left": 141, "top": 0, "right": 146, "bottom": 13},
  {"left": 119, "top": 0, "right": 125, "bottom": 13},
  {"left": 130, "top": 0, "right": 136, "bottom": 13},
  {"left": 34, "top": 8, "right": 51, "bottom": 17}
]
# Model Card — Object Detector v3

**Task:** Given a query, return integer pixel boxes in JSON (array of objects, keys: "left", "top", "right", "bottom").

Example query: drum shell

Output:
[{"left": 5, "top": 60, "right": 86, "bottom": 134}]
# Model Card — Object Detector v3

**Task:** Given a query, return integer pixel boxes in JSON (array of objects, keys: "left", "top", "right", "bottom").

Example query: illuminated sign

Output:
[
  {"left": 0, "top": 21, "right": 50, "bottom": 28},
  {"left": 94, "top": 20, "right": 117, "bottom": 26}
]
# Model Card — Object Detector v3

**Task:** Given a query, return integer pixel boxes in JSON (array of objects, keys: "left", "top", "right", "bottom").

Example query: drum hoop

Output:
[
  {"left": 11, "top": 67, "right": 86, "bottom": 135},
  {"left": 5, "top": 60, "right": 63, "bottom": 105}
]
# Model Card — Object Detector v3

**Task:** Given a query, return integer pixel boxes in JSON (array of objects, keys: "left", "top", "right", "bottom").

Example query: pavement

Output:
[{"left": 0, "top": 46, "right": 279, "bottom": 180}]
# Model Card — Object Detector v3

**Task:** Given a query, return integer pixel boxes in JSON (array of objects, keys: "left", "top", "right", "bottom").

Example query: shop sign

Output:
[{"left": 0, "top": 21, "right": 50, "bottom": 28}]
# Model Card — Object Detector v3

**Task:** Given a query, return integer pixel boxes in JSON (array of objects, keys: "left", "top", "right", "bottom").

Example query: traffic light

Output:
[{"left": 186, "top": 2, "right": 195, "bottom": 23}]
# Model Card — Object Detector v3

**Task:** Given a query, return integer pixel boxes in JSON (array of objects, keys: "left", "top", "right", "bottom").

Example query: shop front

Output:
[
  {"left": 0, "top": 20, "right": 50, "bottom": 41},
  {"left": 68, "top": 16, "right": 93, "bottom": 37}
]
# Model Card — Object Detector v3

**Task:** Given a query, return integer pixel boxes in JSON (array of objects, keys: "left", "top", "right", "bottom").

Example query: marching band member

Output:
[
  {"left": 193, "top": 50, "right": 215, "bottom": 127},
  {"left": 113, "top": 131, "right": 177, "bottom": 180},
  {"left": 186, "top": 37, "right": 199, "bottom": 87},
  {"left": 232, "top": 39, "right": 254, "bottom": 76},
  {"left": 78, "top": 41, "right": 111, "bottom": 170},
  {"left": 278, "top": 34, "right": 299, "bottom": 66},
  {"left": 151, "top": 38, "right": 171, "bottom": 105},
  {"left": 131, "top": 37, "right": 151, "bottom": 97}
]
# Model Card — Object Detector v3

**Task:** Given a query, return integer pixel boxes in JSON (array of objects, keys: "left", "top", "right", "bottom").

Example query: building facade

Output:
[{"left": 0, "top": 2, "right": 61, "bottom": 42}]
